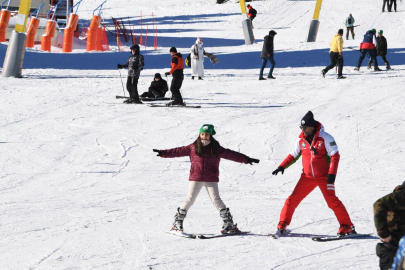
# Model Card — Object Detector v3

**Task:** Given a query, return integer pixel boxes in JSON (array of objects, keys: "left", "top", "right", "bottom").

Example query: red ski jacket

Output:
[
  {"left": 160, "top": 143, "right": 249, "bottom": 182},
  {"left": 279, "top": 122, "right": 340, "bottom": 178},
  {"left": 169, "top": 53, "right": 184, "bottom": 75}
]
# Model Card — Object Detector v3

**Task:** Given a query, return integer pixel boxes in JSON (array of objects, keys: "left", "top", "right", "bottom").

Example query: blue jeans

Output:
[
  {"left": 260, "top": 56, "right": 276, "bottom": 77},
  {"left": 356, "top": 49, "right": 378, "bottom": 68}
]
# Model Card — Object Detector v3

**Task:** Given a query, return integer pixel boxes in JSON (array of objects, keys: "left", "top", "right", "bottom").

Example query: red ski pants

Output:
[{"left": 279, "top": 173, "right": 353, "bottom": 226}]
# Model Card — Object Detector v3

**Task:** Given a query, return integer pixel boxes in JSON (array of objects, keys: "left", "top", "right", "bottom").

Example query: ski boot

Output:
[
  {"left": 337, "top": 225, "right": 357, "bottom": 237},
  {"left": 337, "top": 75, "right": 346, "bottom": 79},
  {"left": 171, "top": 208, "right": 187, "bottom": 231},
  {"left": 198, "top": 77, "right": 203, "bottom": 80},
  {"left": 374, "top": 67, "right": 383, "bottom": 72},
  {"left": 353, "top": 67, "right": 360, "bottom": 71},
  {"left": 277, "top": 221, "right": 288, "bottom": 233},
  {"left": 267, "top": 75, "right": 276, "bottom": 79},
  {"left": 321, "top": 69, "right": 326, "bottom": 78},
  {"left": 191, "top": 76, "right": 195, "bottom": 80},
  {"left": 123, "top": 98, "right": 134, "bottom": 104},
  {"left": 386, "top": 64, "right": 392, "bottom": 70},
  {"left": 220, "top": 208, "right": 239, "bottom": 234},
  {"left": 259, "top": 77, "right": 266, "bottom": 80}
]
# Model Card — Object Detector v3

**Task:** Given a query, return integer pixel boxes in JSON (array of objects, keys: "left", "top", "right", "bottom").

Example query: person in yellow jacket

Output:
[{"left": 321, "top": 29, "right": 346, "bottom": 79}]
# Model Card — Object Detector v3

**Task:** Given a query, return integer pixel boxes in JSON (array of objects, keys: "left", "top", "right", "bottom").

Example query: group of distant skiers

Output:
[{"left": 382, "top": 0, "right": 398, "bottom": 12}]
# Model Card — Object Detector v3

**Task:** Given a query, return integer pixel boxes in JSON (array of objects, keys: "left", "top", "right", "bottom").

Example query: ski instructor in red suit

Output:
[{"left": 272, "top": 111, "right": 355, "bottom": 236}]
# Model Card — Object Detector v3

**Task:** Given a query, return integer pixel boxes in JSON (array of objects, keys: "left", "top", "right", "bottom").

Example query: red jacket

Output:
[
  {"left": 169, "top": 53, "right": 184, "bottom": 75},
  {"left": 160, "top": 143, "right": 249, "bottom": 182},
  {"left": 279, "top": 122, "right": 340, "bottom": 178}
]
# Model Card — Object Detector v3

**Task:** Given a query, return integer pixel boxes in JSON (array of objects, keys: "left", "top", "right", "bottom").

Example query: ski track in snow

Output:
[{"left": 0, "top": 0, "right": 405, "bottom": 269}]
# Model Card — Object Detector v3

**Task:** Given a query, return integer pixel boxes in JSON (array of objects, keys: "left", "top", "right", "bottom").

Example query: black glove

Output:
[
  {"left": 117, "top": 64, "right": 122, "bottom": 69},
  {"left": 247, "top": 158, "right": 260, "bottom": 165},
  {"left": 272, "top": 166, "right": 284, "bottom": 175},
  {"left": 165, "top": 72, "right": 170, "bottom": 77},
  {"left": 327, "top": 174, "right": 336, "bottom": 184},
  {"left": 153, "top": 149, "right": 162, "bottom": 156}
]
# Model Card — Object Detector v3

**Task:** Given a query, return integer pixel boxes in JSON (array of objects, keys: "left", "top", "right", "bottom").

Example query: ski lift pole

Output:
[{"left": 93, "top": 0, "right": 106, "bottom": 17}]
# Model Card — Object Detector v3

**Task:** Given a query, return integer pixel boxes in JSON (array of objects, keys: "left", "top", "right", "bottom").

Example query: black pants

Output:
[
  {"left": 376, "top": 242, "right": 397, "bottom": 270},
  {"left": 126, "top": 76, "right": 140, "bottom": 101},
  {"left": 324, "top": 52, "right": 344, "bottom": 76},
  {"left": 346, "top": 27, "right": 354, "bottom": 40},
  {"left": 140, "top": 87, "right": 165, "bottom": 98},
  {"left": 170, "top": 75, "right": 184, "bottom": 102},
  {"left": 368, "top": 55, "right": 390, "bottom": 68},
  {"left": 382, "top": 0, "right": 390, "bottom": 11},
  {"left": 389, "top": 0, "right": 397, "bottom": 11}
]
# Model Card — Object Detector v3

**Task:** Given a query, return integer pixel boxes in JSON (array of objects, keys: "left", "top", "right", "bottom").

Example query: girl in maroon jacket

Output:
[{"left": 153, "top": 124, "right": 259, "bottom": 234}]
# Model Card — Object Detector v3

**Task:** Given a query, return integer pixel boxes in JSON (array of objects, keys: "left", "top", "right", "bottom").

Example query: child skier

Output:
[{"left": 153, "top": 124, "right": 260, "bottom": 234}]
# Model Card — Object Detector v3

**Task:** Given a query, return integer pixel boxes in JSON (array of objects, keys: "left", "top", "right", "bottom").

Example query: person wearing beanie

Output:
[
  {"left": 259, "top": 30, "right": 277, "bottom": 80},
  {"left": 321, "top": 29, "right": 346, "bottom": 79},
  {"left": 140, "top": 73, "right": 168, "bottom": 99},
  {"left": 345, "top": 14, "right": 355, "bottom": 40},
  {"left": 153, "top": 125, "right": 260, "bottom": 234},
  {"left": 247, "top": 4, "right": 257, "bottom": 28},
  {"left": 354, "top": 29, "right": 382, "bottom": 71},
  {"left": 374, "top": 182, "right": 405, "bottom": 269},
  {"left": 165, "top": 47, "right": 185, "bottom": 106},
  {"left": 117, "top": 44, "right": 144, "bottom": 104},
  {"left": 272, "top": 111, "right": 355, "bottom": 237},
  {"left": 190, "top": 37, "right": 219, "bottom": 80},
  {"left": 367, "top": 30, "right": 391, "bottom": 70}
]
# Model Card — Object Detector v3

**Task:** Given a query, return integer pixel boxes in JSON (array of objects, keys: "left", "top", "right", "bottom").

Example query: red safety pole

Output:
[
  {"left": 140, "top": 10, "right": 142, "bottom": 45},
  {"left": 145, "top": 24, "right": 148, "bottom": 49}
]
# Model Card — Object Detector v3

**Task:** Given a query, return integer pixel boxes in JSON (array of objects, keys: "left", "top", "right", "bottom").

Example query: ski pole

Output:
[{"left": 118, "top": 69, "right": 125, "bottom": 97}]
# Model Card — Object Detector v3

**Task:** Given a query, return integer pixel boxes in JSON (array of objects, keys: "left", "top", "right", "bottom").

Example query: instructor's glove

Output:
[
  {"left": 153, "top": 149, "right": 162, "bottom": 156},
  {"left": 327, "top": 174, "right": 336, "bottom": 184},
  {"left": 165, "top": 72, "right": 170, "bottom": 77},
  {"left": 272, "top": 166, "right": 284, "bottom": 175},
  {"left": 247, "top": 158, "right": 260, "bottom": 165},
  {"left": 117, "top": 64, "right": 123, "bottom": 69}
]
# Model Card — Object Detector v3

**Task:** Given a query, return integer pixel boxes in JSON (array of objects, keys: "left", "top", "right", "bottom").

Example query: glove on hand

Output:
[
  {"left": 327, "top": 174, "right": 336, "bottom": 184},
  {"left": 247, "top": 158, "right": 260, "bottom": 165},
  {"left": 153, "top": 149, "right": 162, "bottom": 156},
  {"left": 165, "top": 72, "right": 170, "bottom": 76},
  {"left": 272, "top": 166, "right": 284, "bottom": 175},
  {"left": 117, "top": 64, "right": 122, "bottom": 69}
]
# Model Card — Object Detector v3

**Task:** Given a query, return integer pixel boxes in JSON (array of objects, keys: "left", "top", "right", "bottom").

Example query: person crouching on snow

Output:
[
  {"left": 152, "top": 124, "right": 259, "bottom": 234},
  {"left": 190, "top": 37, "right": 219, "bottom": 80},
  {"left": 140, "top": 73, "right": 168, "bottom": 98}
]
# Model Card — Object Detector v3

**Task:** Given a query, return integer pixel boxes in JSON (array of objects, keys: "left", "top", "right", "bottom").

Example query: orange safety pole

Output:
[
  {"left": 145, "top": 24, "right": 148, "bottom": 49},
  {"left": 139, "top": 10, "right": 142, "bottom": 45},
  {"left": 96, "top": 26, "right": 103, "bottom": 51},
  {"left": 41, "top": 20, "right": 57, "bottom": 52},
  {"left": 25, "top": 17, "right": 40, "bottom": 47},
  {"left": 0, "top": 9, "right": 11, "bottom": 42},
  {"left": 63, "top": 13, "right": 79, "bottom": 53},
  {"left": 86, "top": 15, "right": 101, "bottom": 51}
]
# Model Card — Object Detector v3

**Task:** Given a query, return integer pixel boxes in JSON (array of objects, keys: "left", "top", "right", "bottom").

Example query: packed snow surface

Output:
[{"left": 1, "top": 0, "right": 405, "bottom": 269}]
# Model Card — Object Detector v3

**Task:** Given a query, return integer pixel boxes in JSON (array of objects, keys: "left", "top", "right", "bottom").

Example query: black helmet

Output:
[{"left": 130, "top": 44, "right": 140, "bottom": 52}]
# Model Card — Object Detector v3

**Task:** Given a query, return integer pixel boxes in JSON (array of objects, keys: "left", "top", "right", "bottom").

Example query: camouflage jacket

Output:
[
  {"left": 374, "top": 185, "right": 405, "bottom": 245},
  {"left": 122, "top": 53, "right": 144, "bottom": 78}
]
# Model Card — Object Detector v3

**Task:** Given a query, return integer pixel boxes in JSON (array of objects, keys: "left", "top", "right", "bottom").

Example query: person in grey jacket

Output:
[
  {"left": 117, "top": 44, "right": 145, "bottom": 104},
  {"left": 345, "top": 14, "right": 355, "bottom": 40},
  {"left": 259, "top": 30, "right": 277, "bottom": 80}
]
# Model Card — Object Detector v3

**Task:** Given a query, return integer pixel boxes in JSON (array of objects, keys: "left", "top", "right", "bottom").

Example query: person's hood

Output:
[
  {"left": 394, "top": 185, "right": 405, "bottom": 205},
  {"left": 334, "top": 34, "right": 342, "bottom": 38},
  {"left": 264, "top": 35, "right": 269, "bottom": 39}
]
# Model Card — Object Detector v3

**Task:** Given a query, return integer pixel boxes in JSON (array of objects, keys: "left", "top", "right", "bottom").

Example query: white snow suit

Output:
[{"left": 190, "top": 40, "right": 205, "bottom": 78}]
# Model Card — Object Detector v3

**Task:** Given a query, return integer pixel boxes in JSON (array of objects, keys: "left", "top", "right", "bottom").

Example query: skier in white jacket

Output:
[{"left": 191, "top": 37, "right": 205, "bottom": 80}]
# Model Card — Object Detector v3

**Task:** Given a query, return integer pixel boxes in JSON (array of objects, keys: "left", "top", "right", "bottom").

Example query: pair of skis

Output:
[
  {"left": 115, "top": 95, "right": 201, "bottom": 108},
  {"left": 166, "top": 230, "right": 251, "bottom": 239},
  {"left": 268, "top": 229, "right": 372, "bottom": 242}
]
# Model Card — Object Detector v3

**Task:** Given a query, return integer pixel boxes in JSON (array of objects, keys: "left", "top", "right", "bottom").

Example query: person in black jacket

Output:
[
  {"left": 259, "top": 30, "right": 277, "bottom": 80},
  {"left": 368, "top": 30, "right": 391, "bottom": 70},
  {"left": 389, "top": 0, "right": 397, "bottom": 12},
  {"left": 117, "top": 44, "right": 144, "bottom": 104},
  {"left": 140, "top": 73, "right": 168, "bottom": 98},
  {"left": 247, "top": 4, "right": 257, "bottom": 28},
  {"left": 382, "top": 0, "right": 390, "bottom": 12}
]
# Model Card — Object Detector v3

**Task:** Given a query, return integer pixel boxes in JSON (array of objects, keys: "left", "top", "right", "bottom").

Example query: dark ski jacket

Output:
[
  {"left": 169, "top": 53, "right": 184, "bottom": 77},
  {"left": 261, "top": 35, "right": 274, "bottom": 58},
  {"left": 248, "top": 7, "right": 257, "bottom": 19},
  {"left": 374, "top": 184, "right": 405, "bottom": 245},
  {"left": 376, "top": 36, "right": 388, "bottom": 56},
  {"left": 160, "top": 143, "right": 249, "bottom": 182},
  {"left": 122, "top": 52, "right": 144, "bottom": 78},
  {"left": 148, "top": 78, "right": 168, "bottom": 96}
]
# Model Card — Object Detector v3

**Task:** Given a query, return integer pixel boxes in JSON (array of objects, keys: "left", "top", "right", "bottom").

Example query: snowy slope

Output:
[{"left": 1, "top": 0, "right": 405, "bottom": 269}]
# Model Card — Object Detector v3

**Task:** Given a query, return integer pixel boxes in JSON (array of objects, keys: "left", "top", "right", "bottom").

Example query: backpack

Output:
[
  {"left": 348, "top": 17, "right": 352, "bottom": 25},
  {"left": 185, "top": 53, "right": 191, "bottom": 67},
  {"left": 251, "top": 8, "right": 257, "bottom": 18}
]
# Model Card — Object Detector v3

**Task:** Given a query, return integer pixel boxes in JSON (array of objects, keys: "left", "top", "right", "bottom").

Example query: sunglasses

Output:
[{"left": 299, "top": 126, "right": 309, "bottom": 130}]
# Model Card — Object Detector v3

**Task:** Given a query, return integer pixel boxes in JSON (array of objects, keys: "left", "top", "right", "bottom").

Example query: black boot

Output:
[
  {"left": 220, "top": 208, "right": 239, "bottom": 233},
  {"left": 191, "top": 76, "right": 194, "bottom": 80},
  {"left": 132, "top": 90, "right": 143, "bottom": 104},
  {"left": 172, "top": 208, "right": 187, "bottom": 231},
  {"left": 198, "top": 77, "right": 203, "bottom": 80}
]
